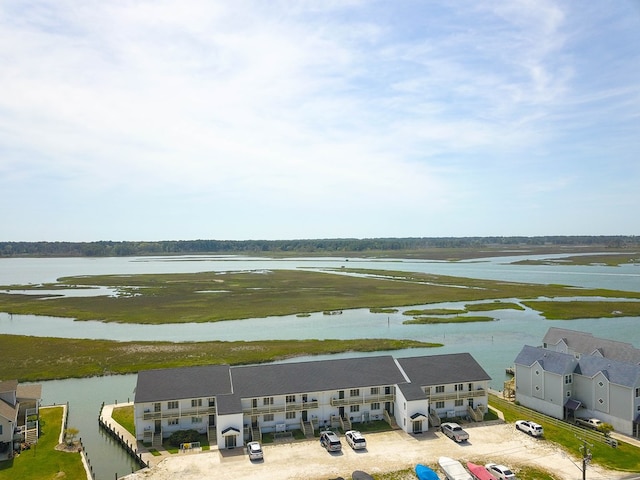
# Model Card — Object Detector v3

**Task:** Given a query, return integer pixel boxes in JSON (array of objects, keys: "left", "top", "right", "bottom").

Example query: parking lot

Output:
[{"left": 121, "top": 421, "right": 626, "bottom": 480}]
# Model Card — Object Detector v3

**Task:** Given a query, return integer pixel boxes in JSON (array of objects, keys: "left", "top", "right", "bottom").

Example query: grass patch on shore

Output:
[
  {"left": 0, "top": 334, "right": 440, "bottom": 381},
  {"left": 403, "top": 315, "right": 494, "bottom": 324},
  {"left": 512, "top": 252, "right": 639, "bottom": 267},
  {"left": 403, "top": 308, "right": 466, "bottom": 315},
  {"left": 112, "top": 406, "right": 135, "bottom": 436},
  {"left": 1, "top": 269, "right": 639, "bottom": 325},
  {"left": 522, "top": 300, "right": 640, "bottom": 320},
  {"left": 465, "top": 301, "right": 525, "bottom": 311},
  {"left": 0, "top": 406, "right": 85, "bottom": 480}
]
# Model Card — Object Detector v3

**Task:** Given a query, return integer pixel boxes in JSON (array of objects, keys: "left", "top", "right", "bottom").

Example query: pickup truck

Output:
[
  {"left": 440, "top": 422, "right": 469, "bottom": 443},
  {"left": 575, "top": 418, "right": 603, "bottom": 430}
]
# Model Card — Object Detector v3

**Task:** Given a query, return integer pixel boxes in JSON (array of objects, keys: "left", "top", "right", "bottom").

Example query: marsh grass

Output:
[
  {"left": 522, "top": 300, "right": 640, "bottom": 320},
  {"left": 403, "top": 315, "right": 494, "bottom": 324},
  {"left": 1, "top": 269, "right": 638, "bottom": 325},
  {"left": 0, "top": 334, "right": 439, "bottom": 381}
]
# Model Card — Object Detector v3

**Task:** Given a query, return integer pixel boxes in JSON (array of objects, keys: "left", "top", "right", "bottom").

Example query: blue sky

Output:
[{"left": 1, "top": 0, "right": 639, "bottom": 242}]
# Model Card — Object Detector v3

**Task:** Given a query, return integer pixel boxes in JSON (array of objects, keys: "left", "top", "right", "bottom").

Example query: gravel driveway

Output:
[{"left": 121, "top": 422, "right": 623, "bottom": 480}]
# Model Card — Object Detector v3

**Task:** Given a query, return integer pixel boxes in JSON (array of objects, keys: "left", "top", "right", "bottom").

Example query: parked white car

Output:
[
  {"left": 345, "top": 430, "right": 367, "bottom": 450},
  {"left": 515, "top": 420, "right": 543, "bottom": 437},
  {"left": 246, "top": 441, "right": 263, "bottom": 460},
  {"left": 485, "top": 463, "right": 516, "bottom": 480}
]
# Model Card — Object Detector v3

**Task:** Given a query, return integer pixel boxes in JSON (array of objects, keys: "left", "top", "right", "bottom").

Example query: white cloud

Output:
[{"left": 0, "top": 0, "right": 638, "bottom": 240}]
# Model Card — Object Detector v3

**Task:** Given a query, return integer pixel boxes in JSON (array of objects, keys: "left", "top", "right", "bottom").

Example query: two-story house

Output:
[
  {"left": 0, "top": 380, "right": 42, "bottom": 461},
  {"left": 133, "top": 353, "right": 490, "bottom": 449},
  {"left": 514, "top": 328, "right": 640, "bottom": 438}
]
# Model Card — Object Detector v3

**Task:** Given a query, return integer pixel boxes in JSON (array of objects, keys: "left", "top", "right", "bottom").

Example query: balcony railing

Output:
[
  {"left": 427, "top": 389, "right": 486, "bottom": 402},
  {"left": 330, "top": 393, "right": 394, "bottom": 407},
  {"left": 243, "top": 400, "right": 319, "bottom": 416},
  {"left": 142, "top": 405, "right": 216, "bottom": 420}
]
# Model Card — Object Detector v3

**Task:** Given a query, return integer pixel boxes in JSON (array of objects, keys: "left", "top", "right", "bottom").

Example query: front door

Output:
[
  {"left": 302, "top": 410, "right": 308, "bottom": 422},
  {"left": 154, "top": 419, "right": 161, "bottom": 434},
  {"left": 413, "top": 420, "right": 422, "bottom": 433},
  {"left": 225, "top": 435, "right": 236, "bottom": 449},
  {"left": 339, "top": 406, "right": 345, "bottom": 418}
]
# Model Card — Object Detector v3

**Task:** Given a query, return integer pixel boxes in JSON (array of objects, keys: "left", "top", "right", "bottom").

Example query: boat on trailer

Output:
[{"left": 466, "top": 462, "right": 495, "bottom": 480}]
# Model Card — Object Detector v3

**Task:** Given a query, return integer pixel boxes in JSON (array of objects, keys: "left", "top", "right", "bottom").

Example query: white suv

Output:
[
  {"left": 345, "top": 430, "right": 367, "bottom": 450},
  {"left": 515, "top": 420, "right": 543, "bottom": 437}
]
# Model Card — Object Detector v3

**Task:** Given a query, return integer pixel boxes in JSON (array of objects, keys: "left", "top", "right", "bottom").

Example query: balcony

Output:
[
  {"left": 243, "top": 400, "right": 319, "bottom": 416},
  {"left": 427, "top": 388, "right": 486, "bottom": 402},
  {"left": 142, "top": 405, "right": 216, "bottom": 420},
  {"left": 330, "top": 393, "right": 394, "bottom": 407}
]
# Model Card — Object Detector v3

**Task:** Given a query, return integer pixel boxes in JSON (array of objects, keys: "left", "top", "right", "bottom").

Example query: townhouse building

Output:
[
  {"left": 513, "top": 328, "right": 640, "bottom": 437},
  {"left": 133, "top": 353, "right": 490, "bottom": 449}
]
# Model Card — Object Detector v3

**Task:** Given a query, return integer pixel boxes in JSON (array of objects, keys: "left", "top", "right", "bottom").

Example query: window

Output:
[
  {"left": 436, "top": 401, "right": 444, "bottom": 409},
  {"left": 168, "top": 401, "right": 179, "bottom": 409},
  {"left": 370, "top": 387, "right": 379, "bottom": 395},
  {"left": 598, "top": 398, "right": 604, "bottom": 404},
  {"left": 535, "top": 370, "right": 540, "bottom": 376},
  {"left": 566, "top": 391, "right": 571, "bottom": 397},
  {"left": 168, "top": 418, "right": 179, "bottom": 426},
  {"left": 454, "top": 384, "right": 463, "bottom": 391},
  {"left": 598, "top": 381, "right": 604, "bottom": 387},
  {"left": 565, "top": 375, "right": 572, "bottom": 384},
  {"left": 191, "top": 417, "right": 202, "bottom": 423},
  {"left": 191, "top": 399, "right": 202, "bottom": 407},
  {"left": 535, "top": 386, "right": 540, "bottom": 391},
  {"left": 636, "top": 388, "right": 640, "bottom": 397},
  {"left": 350, "top": 389, "right": 360, "bottom": 397},
  {"left": 263, "top": 414, "right": 274, "bottom": 422},
  {"left": 350, "top": 405, "right": 360, "bottom": 413},
  {"left": 435, "top": 386, "right": 444, "bottom": 393},
  {"left": 263, "top": 397, "right": 273, "bottom": 406},
  {"left": 454, "top": 399, "right": 463, "bottom": 407},
  {"left": 370, "top": 402, "right": 380, "bottom": 411},
  {"left": 286, "top": 411, "right": 296, "bottom": 419},
  {"left": 286, "top": 395, "right": 296, "bottom": 403},
  {"left": 154, "top": 403, "right": 161, "bottom": 412},
  {"left": 0, "top": 425, "right": 2, "bottom": 435}
]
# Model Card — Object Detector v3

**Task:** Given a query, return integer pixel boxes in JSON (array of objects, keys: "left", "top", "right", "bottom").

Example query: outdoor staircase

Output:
[
  {"left": 429, "top": 410, "right": 441, "bottom": 428},
  {"left": 251, "top": 426, "right": 261, "bottom": 442},
  {"left": 467, "top": 405, "right": 484, "bottom": 422},
  {"left": 384, "top": 410, "right": 399, "bottom": 429},
  {"left": 340, "top": 416, "right": 352, "bottom": 431},
  {"left": 24, "top": 426, "right": 38, "bottom": 444}
]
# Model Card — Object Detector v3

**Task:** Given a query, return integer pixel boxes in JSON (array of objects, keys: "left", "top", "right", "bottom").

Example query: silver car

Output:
[{"left": 247, "top": 441, "right": 263, "bottom": 460}]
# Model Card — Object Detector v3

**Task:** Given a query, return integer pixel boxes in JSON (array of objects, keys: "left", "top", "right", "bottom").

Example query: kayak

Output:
[
  {"left": 352, "top": 471, "right": 374, "bottom": 480},
  {"left": 415, "top": 463, "right": 440, "bottom": 480},
  {"left": 466, "top": 462, "right": 495, "bottom": 480}
]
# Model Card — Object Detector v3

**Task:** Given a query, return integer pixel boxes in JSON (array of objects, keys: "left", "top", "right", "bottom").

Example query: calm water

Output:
[{"left": 2, "top": 254, "right": 639, "bottom": 480}]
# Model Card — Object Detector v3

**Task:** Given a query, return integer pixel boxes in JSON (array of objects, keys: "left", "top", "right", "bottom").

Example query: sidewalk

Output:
[{"left": 99, "top": 402, "right": 170, "bottom": 469}]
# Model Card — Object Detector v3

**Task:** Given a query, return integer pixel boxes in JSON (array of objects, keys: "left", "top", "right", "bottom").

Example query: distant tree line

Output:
[{"left": 0, "top": 236, "right": 637, "bottom": 258}]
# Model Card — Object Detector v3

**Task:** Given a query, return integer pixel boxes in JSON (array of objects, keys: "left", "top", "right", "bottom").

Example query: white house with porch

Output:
[{"left": 133, "top": 353, "right": 490, "bottom": 449}]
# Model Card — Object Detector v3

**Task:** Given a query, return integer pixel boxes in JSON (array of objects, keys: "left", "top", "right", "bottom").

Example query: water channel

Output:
[{"left": 2, "top": 254, "right": 639, "bottom": 479}]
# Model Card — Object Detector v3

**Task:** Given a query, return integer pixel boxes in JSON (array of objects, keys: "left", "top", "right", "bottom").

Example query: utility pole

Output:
[{"left": 579, "top": 438, "right": 593, "bottom": 480}]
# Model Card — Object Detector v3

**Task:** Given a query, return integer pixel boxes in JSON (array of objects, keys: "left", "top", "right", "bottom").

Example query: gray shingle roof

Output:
[
  {"left": 397, "top": 353, "right": 491, "bottom": 386},
  {"left": 543, "top": 327, "right": 640, "bottom": 364},
  {"left": 134, "top": 365, "right": 232, "bottom": 403},
  {"left": 515, "top": 345, "right": 640, "bottom": 388},
  {"left": 230, "top": 355, "right": 407, "bottom": 397},
  {"left": 397, "top": 382, "right": 426, "bottom": 401},
  {"left": 515, "top": 345, "right": 578, "bottom": 375}
]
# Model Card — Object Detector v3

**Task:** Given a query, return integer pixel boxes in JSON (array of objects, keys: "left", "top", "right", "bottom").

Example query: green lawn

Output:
[
  {"left": 0, "top": 406, "right": 86, "bottom": 480},
  {"left": 112, "top": 405, "right": 135, "bottom": 436},
  {"left": 489, "top": 395, "right": 640, "bottom": 472}
]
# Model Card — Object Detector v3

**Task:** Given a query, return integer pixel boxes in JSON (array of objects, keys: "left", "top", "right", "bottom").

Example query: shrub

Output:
[{"left": 167, "top": 429, "right": 201, "bottom": 447}]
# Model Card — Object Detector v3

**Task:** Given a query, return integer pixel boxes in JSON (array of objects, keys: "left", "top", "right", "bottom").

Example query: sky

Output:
[{"left": 1, "top": 1, "right": 639, "bottom": 242}]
